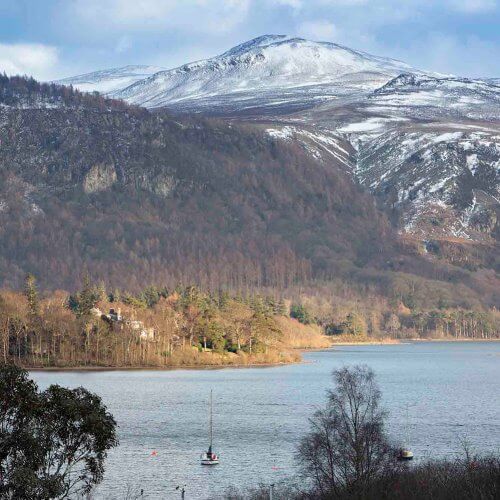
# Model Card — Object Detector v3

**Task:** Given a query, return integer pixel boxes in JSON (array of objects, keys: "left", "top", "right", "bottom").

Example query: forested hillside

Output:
[
  {"left": 0, "top": 76, "right": 498, "bottom": 314},
  {"left": 1, "top": 75, "right": 391, "bottom": 288}
]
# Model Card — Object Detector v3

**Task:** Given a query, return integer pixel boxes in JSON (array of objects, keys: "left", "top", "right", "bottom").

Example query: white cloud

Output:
[
  {"left": 0, "top": 43, "right": 59, "bottom": 80},
  {"left": 71, "top": 0, "right": 250, "bottom": 34},
  {"left": 447, "top": 0, "right": 497, "bottom": 12},
  {"left": 298, "top": 20, "right": 338, "bottom": 40},
  {"left": 115, "top": 36, "right": 132, "bottom": 53},
  {"left": 272, "top": 0, "right": 303, "bottom": 7}
]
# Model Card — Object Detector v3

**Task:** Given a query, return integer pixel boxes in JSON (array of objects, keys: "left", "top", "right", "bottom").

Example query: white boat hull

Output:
[{"left": 201, "top": 459, "right": 219, "bottom": 465}]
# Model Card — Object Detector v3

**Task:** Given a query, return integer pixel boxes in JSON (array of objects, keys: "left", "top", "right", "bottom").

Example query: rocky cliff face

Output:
[{"left": 83, "top": 164, "right": 118, "bottom": 193}]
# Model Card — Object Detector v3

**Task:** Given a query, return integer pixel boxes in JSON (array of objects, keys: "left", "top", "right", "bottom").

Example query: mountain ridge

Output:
[
  {"left": 58, "top": 34, "right": 420, "bottom": 112},
  {"left": 54, "top": 35, "right": 500, "bottom": 248}
]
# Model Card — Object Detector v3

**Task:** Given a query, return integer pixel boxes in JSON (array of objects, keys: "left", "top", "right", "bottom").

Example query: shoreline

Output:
[
  {"left": 26, "top": 338, "right": 499, "bottom": 371},
  {"left": 328, "top": 339, "right": 401, "bottom": 346},
  {"left": 329, "top": 337, "right": 500, "bottom": 346},
  {"left": 28, "top": 360, "right": 302, "bottom": 372}
]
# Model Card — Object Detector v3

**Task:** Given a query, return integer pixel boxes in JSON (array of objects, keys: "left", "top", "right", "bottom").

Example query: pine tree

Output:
[
  {"left": 274, "top": 298, "right": 287, "bottom": 316},
  {"left": 77, "top": 275, "right": 99, "bottom": 318},
  {"left": 24, "top": 274, "right": 39, "bottom": 320}
]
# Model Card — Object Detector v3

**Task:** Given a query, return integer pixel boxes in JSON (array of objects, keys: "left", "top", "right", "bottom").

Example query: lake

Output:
[{"left": 31, "top": 341, "right": 500, "bottom": 499}]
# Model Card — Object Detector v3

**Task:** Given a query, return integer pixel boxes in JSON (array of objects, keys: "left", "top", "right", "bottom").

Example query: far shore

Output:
[
  {"left": 329, "top": 337, "right": 500, "bottom": 346},
  {"left": 26, "top": 337, "right": 499, "bottom": 372},
  {"left": 27, "top": 360, "right": 301, "bottom": 372}
]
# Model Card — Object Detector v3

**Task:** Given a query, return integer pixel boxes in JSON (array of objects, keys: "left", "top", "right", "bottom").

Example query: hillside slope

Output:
[
  {"left": 0, "top": 76, "right": 395, "bottom": 289},
  {"left": 1, "top": 76, "right": 498, "bottom": 309},
  {"left": 58, "top": 36, "right": 499, "bottom": 248}
]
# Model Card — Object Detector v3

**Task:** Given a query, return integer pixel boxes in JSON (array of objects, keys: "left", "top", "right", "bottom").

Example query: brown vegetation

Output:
[
  {"left": 1, "top": 273, "right": 497, "bottom": 371},
  {"left": 274, "top": 316, "right": 331, "bottom": 349},
  {"left": 282, "top": 283, "right": 500, "bottom": 341},
  {"left": 0, "top": 280, "right": 309, "bottom": 368}
]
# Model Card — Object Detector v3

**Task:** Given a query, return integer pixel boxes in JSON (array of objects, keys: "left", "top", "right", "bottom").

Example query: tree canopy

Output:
[
  {"left": 299, "top": 365, "right": 398, "bottom": 496},
  {"left": 0, "top": 364, "right": 118, "bottom": 498}
]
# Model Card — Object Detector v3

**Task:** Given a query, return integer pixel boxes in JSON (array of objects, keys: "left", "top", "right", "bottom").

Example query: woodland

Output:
[{"left": 0, "top": 75, "right": 498, "bottom": 362}]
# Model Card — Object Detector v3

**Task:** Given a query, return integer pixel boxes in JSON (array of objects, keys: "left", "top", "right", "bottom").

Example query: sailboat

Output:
[
  {"left": 398, "top": 405, "right": 414, "bottom": 461},
  {"left": 201, "top": 390, "right": 219, "bottom": 465}
]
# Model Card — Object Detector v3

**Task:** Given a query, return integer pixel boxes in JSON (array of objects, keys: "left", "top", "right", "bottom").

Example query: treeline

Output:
[
  {"left": 321, "top": 308, "right": 499, "bottom": 340},
  {"left": 0, "top": 73, "right": 142, "bottom": 112},
  {"left": 1, "top": 273, "right": 497, "bottom": 370},
  {"left": 277, "top": 283, "right": 500, "bottom": 340},
  {"left": 0, "top": 276, "right": 328, "bottom": 368}
]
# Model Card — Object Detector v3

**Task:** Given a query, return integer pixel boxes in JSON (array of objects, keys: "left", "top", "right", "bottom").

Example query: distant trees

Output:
[
  {"left": 0, "top": 73, "right": 138, "bottom": 112},
  {"left": 290, "top": 304, "right": 314, "bottom": 325},
  {"left": 327, "top": 312, "right": 367, "bottom": 337},
  {"left": 0, "top": 364, "right": 117, "bottom": 498},
  {"left": 0, "top": 280, "right": 311, "bottom": 367},
  {"left": 298, "top": 365, "right": 398, "bottom": 496},
  {"left": 0, "top": 74, "right": 410, "bottom": 296}
]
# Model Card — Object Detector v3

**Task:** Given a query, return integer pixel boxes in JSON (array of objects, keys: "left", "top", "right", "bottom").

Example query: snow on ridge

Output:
[
  {"left": 56, "top": 65, "right": 167, "bottom": 95},
  {"left": 353, "top": 125, "right": 500, "bottom": 241},
  {"left": 266, "top": 125, "right": 352, "bottom": 167},
  {"left": 97, "top": 35, "right": 421, "bottom": 109},
  {"left": 267, "top": 126, "right": 295, "bottom": 140}
]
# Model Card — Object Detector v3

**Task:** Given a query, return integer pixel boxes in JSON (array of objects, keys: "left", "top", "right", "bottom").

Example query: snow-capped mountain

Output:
[
  {"left": 59, "top": 35, "right": 418, "bottom": 113},
  {"left": 57, "top": 65, "right": 165, "bottom": 95},
  {"left": 57, "top": 35, "right": 499, "bottom": 246}
]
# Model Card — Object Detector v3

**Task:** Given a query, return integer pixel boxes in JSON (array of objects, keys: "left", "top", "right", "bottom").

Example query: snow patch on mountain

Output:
[
  {"left": 266, "top": 124, "right": 353, "bottom": 169},
  {"left": 355, "top": 126, "right": 500, "bottom": 240},
  {"left": 109, "top": 35, "right": 419, "bottom": 111},
  {"left": 57, "top": 65, "right": 166, "bottom": 94},
  {"left": 370, "top": 73, "right": 500, "bottom": 120}
]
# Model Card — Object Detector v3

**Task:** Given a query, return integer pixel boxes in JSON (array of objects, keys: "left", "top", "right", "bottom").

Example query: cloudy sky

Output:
[{"left": 0, "top": 0, "right": 499, "bottom": 80}]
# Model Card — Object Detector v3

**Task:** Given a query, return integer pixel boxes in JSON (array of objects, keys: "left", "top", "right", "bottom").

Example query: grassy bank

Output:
[
  {"left": 24, "top": 347, "right": 303, "bottom": 370},
  {"left": 275, "top": 317, "right": 332, "bottom": 349},
  {"left": 329, "top": 335, "right": 401, "bottom": 345}
]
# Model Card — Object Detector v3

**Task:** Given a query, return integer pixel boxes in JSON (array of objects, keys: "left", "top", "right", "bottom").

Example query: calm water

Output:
[{"left": 31, "top": 342, "right": 500, "bottom": 499}]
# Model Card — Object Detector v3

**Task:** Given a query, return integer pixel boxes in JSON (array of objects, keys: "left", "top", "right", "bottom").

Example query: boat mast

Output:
[
  {"left": 405, "top": 404, "right": 410, "bottom": 448},
  {"left": 209, "top": 389, "right": 213, "bottom": 452}
]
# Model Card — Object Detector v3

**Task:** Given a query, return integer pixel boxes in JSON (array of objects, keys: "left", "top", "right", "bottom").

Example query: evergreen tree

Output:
[
  {"left": 290, "top": 303, "right": 313, "bottom": 325},
  {"left": 143, "top": 286, "right": 161, "bottom": 308},
  {"left": 24, "top": 274, "right": 39, "bottom": 320},
  {"left": 274, "top": 298, "right": 287, "bottom": 316},
  {"left": 77, "top": 275, "right": 100, "bottom": 318},
  {"left": 340, "top": 312, "right": 367, "bottom": 336}
]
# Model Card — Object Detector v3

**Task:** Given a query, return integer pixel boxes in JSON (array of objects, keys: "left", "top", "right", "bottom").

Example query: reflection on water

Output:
[{"left": 31, "top": 342, "right": 500, "bottom": 499}]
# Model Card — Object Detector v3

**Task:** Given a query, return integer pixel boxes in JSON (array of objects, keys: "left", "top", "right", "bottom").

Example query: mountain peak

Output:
[
  {"left": 57, "top": 35, "right": 420, "bottom": 112},
  {"left": 221, "top": 34, "right": 294, "bottom": 55},
  {"left": 109, "top": 35, "right": 419, "bottom": 111}
]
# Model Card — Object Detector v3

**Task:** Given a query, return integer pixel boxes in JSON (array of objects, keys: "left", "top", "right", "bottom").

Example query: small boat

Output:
[
  {"left": 398, "top": 405, "right": 414, "bottom": 461},
  {"left": 398, "top": 448, "right": 414, "bottom": 461},
  {"left": 201, "top": 390, "right": 219, "bottom": 465}
]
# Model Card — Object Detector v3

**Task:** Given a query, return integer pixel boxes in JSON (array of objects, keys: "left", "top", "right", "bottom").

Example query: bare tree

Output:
[{"left": 298, "top": 365, "right": 397, "bottom": 497}]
